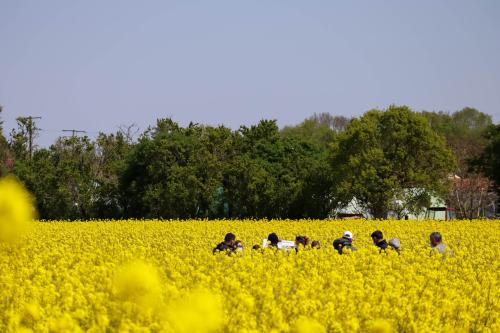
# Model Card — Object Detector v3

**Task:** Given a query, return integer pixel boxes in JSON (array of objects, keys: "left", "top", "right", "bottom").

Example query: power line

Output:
[{"left": 62, "top": 129, "right": 87, "bottom": 137}]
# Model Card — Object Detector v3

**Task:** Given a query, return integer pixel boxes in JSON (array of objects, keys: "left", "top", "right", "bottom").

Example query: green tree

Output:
[
  {"left": 281, "top": 113, "right": 348, "bottom": 149},
  {"left": 421, "top": 107, "right": 492, "bottom": 175},
  {"left": 223, "top": 120, "right": 333, "bottom": 218},
  {"left": 421, "top": 108, "right": 495, "bottom": 216},
  {"left": 474, "top": 124, "right": 500, "bottom": 192},
  {"left": 121, "top": 119, "right": 229, "bottom": 218},
  {"left": 331, "top": 105, "right": 456, "bottom": 219},
  {"left": 0, "top": 106, "right": 11, "bottom": 175},
  {"left": 9, "top": 116, "right": 41, "bottom": 162},
  {"left": 14, "top": 136, "right": 98, "bottom": 219},
  {"left": 92, "top": 131, "right": 133, "bottom": 218}
]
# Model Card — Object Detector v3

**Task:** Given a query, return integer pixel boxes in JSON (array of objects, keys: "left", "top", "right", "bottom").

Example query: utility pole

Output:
[
  {"left": 62, "top": 129, "right": 87, "bottom": 137},
  {"left": 18, "top": 116, "right": 42, "bottom": 160}
]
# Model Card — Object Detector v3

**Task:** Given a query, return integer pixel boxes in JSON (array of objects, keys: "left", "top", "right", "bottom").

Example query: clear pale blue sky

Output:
[{"left": 1, "top": 0, "right": 499, "bottom": 146}]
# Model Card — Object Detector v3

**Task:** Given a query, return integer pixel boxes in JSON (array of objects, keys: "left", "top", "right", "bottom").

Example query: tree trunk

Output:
[{"left": 371, "top": 205, "right": 387, "bottom": 219}]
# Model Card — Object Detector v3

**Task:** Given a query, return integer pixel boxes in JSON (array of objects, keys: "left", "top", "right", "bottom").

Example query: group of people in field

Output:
[
  {"left": 332, "top": 230, "right": 402, "bottom": 254},
  {"left": 213, "top": 230, "right": 451, "bottom": 256}
]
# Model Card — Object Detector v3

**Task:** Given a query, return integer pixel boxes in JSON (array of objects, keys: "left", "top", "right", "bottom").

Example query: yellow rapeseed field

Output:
[{"left": 0, "top": 179, "right": 499, "bottom": 332}]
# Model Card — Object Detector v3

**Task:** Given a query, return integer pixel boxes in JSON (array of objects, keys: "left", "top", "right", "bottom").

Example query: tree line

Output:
[{"left": 0, "top": 105, "right": 498, "bottom": 220}]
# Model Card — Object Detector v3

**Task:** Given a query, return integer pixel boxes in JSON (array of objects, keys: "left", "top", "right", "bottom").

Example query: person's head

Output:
[
  {"left": 268, "top": 233, "right": 279, "bottom": 246},
  {"left": 343, "top": 231, "right": 353, "bottom": 241},
  {"left": 252, "top": 244, "right": 261, "bottom": 250},
  {"left": 295, "top": 235, "right": 310, "bottom": 247},
  {"left": 311, "top": 240, "right": 321, "bottom": 249},
  {"left": 430, "top": 232, "right": 442, "bottom": 247},
  {"left": 224, "top": 233, "right": 236, "bottom": 245},
  {"left": 371, "top": 230, "right": 384, "bottom": 244}
]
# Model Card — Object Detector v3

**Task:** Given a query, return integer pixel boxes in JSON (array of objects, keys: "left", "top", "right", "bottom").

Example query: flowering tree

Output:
[{"left": 448, "top": 174, "right": 498, "bottom": 219}]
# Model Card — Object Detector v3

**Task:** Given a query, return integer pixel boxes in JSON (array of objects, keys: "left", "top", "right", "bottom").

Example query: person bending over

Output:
[
  {"left": 333, "top": 231, "right": 356, "bottom": 254},
  {"left": 295, "top": 235, "right": 310, "bottom": 252},
  {"left": 267, "top": 233, "right": 280, "bottom": 248},
  {"left": 371, "top": 230, "right": 389, "bottom": 252},
  {"left": 213, "top": 233, "right": 237, "bottom": 255}
]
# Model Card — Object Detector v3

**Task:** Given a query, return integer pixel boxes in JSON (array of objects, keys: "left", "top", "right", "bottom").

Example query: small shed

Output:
[{"left": 422, "top": 194, "right": 455, "bottom": 220}]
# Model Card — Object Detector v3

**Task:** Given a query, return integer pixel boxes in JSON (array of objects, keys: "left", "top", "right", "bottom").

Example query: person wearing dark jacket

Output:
[
  {"left": 267, "top": 233, "right": 280, "bottom": 248},
  {"left": 333, "top": 231, "right": 356, "bottom": 254},
  {"left": 311, "top": 240, "right": 321, "bottom": 249},
  {"left": 371, "top": 230, "right": 389, "bottom": 252},
  {"left": 295, "top": 235, "right": 310, "bottom": 252},
  {"left": 213, "top": 233, "right": 237, "bottom": 255}
]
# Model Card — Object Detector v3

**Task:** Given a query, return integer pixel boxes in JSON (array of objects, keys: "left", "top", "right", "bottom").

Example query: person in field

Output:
[
  {"left": 264, "top": 233, "right": 296, "bottom": 250},
  {"left": 333, "top": 231, "right": 356, "bottom": 254},
  {"left": 295, "top": 235, "right": 310, "bottom": 252},
  {"left": 267, "top": 233, "right": 280, "bottom": 248},
  {"left": 234, "top": 240, "right": 244, "bottom": 252},
  {"left": 429, "top": 232, "right": 452, "bottom": 255},
  {"left": 213, "top": 232, "right": 237, "bottom": 255},
  {"left": 311, "top": 240, "right": 321, "bottom": 249},
  {"left": 388, "top": 238, "right": 401, "bottom": 255},
  {"left": 371, "top": 230, "right": 389, "bottom": 252}
]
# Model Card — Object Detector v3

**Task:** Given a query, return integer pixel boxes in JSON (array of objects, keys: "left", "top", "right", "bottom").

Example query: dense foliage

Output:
[
  {"left": 475, "top": 124, "right": 500, "bottom": 191},
  {"left": 331, "top": 106, "right": 455, "bottom": 218},
  {"left": 0, "top": 105, "right": 497, "bottom": 219}
]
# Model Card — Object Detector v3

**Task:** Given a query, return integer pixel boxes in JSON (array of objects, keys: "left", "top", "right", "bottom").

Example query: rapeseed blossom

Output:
[
  {"left": 0, "top": 183, "right": 498, "bottom": 333},
  {"left": 0, "top": 176, "right": 35, "bottom": 243}
]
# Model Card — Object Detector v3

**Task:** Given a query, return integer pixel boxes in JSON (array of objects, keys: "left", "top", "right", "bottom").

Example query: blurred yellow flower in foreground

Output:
[
  {"left": 0, "top": 176, "right": 36, "bottom": 243},
  {"left": 114, "top": 260, "right": 162, "bottom": 308},
  {"left": 165, "top": 288, "right": 224, "bottom": 333}
]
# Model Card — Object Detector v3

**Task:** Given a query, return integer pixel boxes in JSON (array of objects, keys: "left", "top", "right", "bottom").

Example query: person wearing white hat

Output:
[{"left": 333, "top": 231, "right": 357, "bottom": 254}]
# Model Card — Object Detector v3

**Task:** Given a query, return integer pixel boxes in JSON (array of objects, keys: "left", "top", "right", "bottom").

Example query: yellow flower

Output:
[
  {"left": 0, "top": 176, "right": 36, "bottom": 243},
  {"left": 114, "top": 260, "right": 162, "bottom": 309},
  {"left": 367, "top": 319, "right": 392, "bottom": 333},
  {"left": 165, "top": 288, "right": 224, "bottom": 333},
  {"left": 0, "top": 219, "right": 498, "bottom": 332},
  {"left": 292, "top": 316, "right": 326, "bottom": 333}
]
